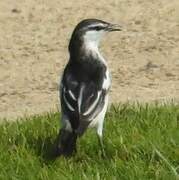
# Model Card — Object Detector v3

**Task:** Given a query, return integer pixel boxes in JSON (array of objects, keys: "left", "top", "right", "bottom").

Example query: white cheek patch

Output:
[
  {"left": 83, "top": 30, "right": 107, "bottom": 65},
  {"left": 83, "top": 30, "right": 105, "bottom": 46},
  {"left": 83, "top": 30, "right": 105, "bottom": 56}
]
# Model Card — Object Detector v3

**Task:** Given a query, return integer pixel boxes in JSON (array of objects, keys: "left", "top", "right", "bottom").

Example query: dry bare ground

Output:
[{"left": 0, "top": 0, "right": 178, "bottom": 120}]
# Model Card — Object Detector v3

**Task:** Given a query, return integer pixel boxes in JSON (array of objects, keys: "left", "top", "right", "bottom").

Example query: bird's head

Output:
[{"left": 69, "top": 19, "right": 122, "bottom": 56}]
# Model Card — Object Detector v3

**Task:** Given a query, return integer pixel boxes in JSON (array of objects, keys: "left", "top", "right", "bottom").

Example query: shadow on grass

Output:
[
  {"left": 25, "top": 135, "right": 59, "bottom": 164},
  {"left": 28, "top": 135, "right": 115, "bottom": 163}
]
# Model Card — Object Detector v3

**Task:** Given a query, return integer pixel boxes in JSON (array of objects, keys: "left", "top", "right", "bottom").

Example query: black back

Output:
[{"left": 61, "top": 56, "right": 107, "bottom": 135}]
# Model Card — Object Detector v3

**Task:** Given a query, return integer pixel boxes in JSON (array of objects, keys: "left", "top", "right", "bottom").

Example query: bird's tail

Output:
[{"left": 55, "top": 129, "right": 77, "bottom": 157}]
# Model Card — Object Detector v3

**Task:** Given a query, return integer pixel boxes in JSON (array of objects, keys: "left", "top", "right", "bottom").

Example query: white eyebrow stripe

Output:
[
  {"left": 83, "top": 91, "right": 101, "bottom": 116},
  {"left": 68, "top": 90, "right": 77, "bottom": 101},
  {"left": 88, "top": 23, "right": 105, "bottom": 28}
]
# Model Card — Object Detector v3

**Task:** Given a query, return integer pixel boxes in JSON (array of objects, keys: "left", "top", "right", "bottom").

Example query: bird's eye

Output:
[{"left": 94, "top": 26, "right": 103, "bottom": 31}]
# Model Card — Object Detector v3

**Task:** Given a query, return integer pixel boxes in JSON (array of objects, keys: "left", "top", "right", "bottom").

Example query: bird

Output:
[{"left": 56, "top": 19, "right": 122, "bottom": 157}]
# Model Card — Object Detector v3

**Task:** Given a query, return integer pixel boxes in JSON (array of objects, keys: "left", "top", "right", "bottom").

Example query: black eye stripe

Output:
[{"left": 89, "top": 26, "right": 104, "bottom": 31}]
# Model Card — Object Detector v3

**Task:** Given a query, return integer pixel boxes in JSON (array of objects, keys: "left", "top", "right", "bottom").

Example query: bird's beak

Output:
[{"left": 106, "top": 23, "right": 122, "bottom": 31}]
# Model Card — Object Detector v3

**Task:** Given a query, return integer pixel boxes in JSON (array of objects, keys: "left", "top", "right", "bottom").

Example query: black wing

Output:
[{"left": 60, "top": 62, "right": 107, "bottom": 135}]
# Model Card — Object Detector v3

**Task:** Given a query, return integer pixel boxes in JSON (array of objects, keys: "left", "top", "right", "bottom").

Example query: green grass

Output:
[{"left": 0, "top": 104, "right": 178, "bottom": 180}]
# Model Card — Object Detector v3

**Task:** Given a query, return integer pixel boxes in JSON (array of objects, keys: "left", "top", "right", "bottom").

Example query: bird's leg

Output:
[
  {"left": 97, "top": 134, "right": 106, "bottom": 158},
  {"left": 97, "top": 125, "right": 106, "bottom": 158}
]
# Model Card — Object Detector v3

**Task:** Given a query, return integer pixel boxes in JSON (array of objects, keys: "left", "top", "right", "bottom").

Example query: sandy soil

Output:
[{"left": 0, "top": 0, "right": 178, "bottom": 120}]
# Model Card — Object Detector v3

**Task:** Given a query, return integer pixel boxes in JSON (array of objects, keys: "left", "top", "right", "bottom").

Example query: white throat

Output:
[{"left": 83, "top": 30, "right": 106, "bottom": 64}]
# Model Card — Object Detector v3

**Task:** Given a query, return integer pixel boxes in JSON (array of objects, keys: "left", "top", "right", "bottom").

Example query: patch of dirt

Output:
[{"left": 0, "top": 0, "right": 178, "bottom": 119}]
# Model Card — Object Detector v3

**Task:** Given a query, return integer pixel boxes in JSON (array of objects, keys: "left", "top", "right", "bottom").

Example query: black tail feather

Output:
[{"left": 55, "top": 129, "right": 77, "bottom": 157}]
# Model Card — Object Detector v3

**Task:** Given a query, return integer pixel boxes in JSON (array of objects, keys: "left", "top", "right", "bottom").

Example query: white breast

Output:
[{"left": 102, "top": 69, "right": 111, "bottom": 91}]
